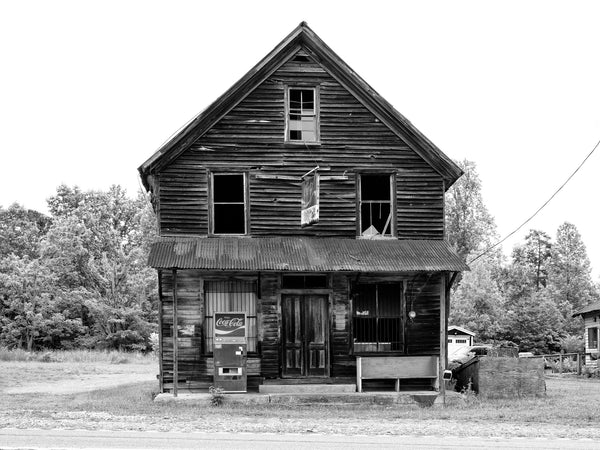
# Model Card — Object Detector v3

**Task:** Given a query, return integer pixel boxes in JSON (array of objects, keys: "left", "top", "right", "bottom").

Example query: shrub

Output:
[{"left": 209, "top": 385, "right": 225, "bottom": 407}]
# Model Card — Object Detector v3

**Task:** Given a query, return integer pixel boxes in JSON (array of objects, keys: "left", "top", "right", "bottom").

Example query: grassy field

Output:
[{"left": 1, "top": 351, "right": 600, "bottom": 438}]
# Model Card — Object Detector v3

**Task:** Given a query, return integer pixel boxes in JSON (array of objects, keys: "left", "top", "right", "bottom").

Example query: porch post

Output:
[
  {"left": 439, "top": 273, "right": 447, "bottom": 395},
  {"left": 158, "top": 270, "right": 164, "bottom": 394},
  {"left": 172, "top": 268, "right": 178, "bottom": 397}
]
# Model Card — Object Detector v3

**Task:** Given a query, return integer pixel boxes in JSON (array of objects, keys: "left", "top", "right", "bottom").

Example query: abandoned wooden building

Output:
[{"left": 138, "top": 22, "right": 468, "bottom": 394}]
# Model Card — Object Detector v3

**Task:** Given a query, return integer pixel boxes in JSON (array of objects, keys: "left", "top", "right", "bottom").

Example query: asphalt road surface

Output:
[{"left": 1, "top": 429, "right": 599, "bottom": 449}]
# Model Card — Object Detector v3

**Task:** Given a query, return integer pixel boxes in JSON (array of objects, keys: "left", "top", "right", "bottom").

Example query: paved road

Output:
[{"left": 1, "top": 428, "right": 599, "bottom": 449}]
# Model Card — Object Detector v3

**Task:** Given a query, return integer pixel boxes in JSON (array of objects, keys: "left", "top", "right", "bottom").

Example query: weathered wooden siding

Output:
[
  {"left": 405, "top": 273, "right": 441, "bottom": 355},
  {"left": 157, "top": 51, "right": 444, "bottom": 238},
  {"left": 331, "top": 273, "right": 353, "bottom": 377},
  {"left": 259, "top": 274, "right": 280, "bottom": 378}
]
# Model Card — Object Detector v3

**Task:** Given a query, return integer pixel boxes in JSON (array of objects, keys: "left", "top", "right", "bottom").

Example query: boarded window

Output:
[
  {"left": 588, "top": 327, "right": 599, "bottom": 351},
  {"left": 211, "top": 173, "right": 246, "bottom": 234},
  {"left": 359, "top": 174, "right": 393, "bottom": 236},
  {"left": 204, "top": 280, "right": 257, "bottom": 353},
  {"left": 287, "top": 88, "right": 318, "bottom": 142},
  {"left": 353, "top": 283, "right": 403, "bottom": 353}
]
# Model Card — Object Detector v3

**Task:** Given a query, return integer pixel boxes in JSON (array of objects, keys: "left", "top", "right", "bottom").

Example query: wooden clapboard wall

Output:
[{"left": 157, "top": 50, "right": 444, "bottom": 239}]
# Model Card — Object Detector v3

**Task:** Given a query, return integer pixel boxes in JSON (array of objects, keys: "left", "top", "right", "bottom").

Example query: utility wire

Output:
[{"left": 468, "top": 136, "right": 600, "bottom": 265}]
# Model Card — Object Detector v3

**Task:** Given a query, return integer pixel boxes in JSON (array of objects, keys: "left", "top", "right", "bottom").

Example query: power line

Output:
[{"left": 468, "top": 136, "right": 600, "bottom": 265}]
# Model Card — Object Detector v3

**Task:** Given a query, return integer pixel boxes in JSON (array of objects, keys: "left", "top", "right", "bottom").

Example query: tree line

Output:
[
  {"left": 447, "top": 160, "right": 599, "bottom": 354},
  {"left": 0, "top": 185, "right": 157, "bottom": 351}
]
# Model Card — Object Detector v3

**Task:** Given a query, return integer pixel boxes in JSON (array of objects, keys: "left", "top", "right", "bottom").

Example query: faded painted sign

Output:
[{"left": 301, "top": 173, "right": 319, "bottom": 227}]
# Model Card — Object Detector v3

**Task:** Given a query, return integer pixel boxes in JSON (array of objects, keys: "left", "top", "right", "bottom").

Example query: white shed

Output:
[{"left": 448, "top": 325, "right": 475, "bottom": 355}]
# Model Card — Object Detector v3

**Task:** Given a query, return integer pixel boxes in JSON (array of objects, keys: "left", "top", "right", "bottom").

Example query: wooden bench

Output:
[{"left": 356, "top": 356, "right": 439, "bottom": 392}]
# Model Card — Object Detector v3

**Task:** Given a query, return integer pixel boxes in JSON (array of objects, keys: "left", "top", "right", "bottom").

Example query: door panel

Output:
[
  {"left": 283, "top": 295, "right": 302, "bottom": 376},
  {"left": 282, "top": 294, "right": 328, "bottom": 377}
]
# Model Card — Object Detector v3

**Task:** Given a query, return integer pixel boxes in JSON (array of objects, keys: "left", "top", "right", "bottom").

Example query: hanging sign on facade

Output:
[
  {"left": 214, "top": 312, "right": 246, "bottom": 338},
  {"left": 301, "top": 172, "right": 319, "bottom": 227}
]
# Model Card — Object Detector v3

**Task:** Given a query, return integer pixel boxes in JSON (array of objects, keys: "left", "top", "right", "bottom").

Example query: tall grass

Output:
[{"left": 0, "top": 347, "right": 156, "bottom": 364}]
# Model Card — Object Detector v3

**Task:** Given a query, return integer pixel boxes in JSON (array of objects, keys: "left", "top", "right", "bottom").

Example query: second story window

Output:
[
  {"left": 211, "top": 173, "right": 247, "bottom": 235},
  {"left": 286, "top": 87, "right": 318, "bottom": 143},
  {"left": 358, "top": 174, "right": 394, "bottom": 237}
]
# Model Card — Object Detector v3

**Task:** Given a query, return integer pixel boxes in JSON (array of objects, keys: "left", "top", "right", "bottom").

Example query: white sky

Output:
[{"left": 1, "top": 1, "right": 599, "bottom": 277}]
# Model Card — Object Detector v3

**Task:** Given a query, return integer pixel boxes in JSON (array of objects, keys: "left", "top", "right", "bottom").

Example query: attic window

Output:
[
  {"left": 211, "top": 173, "right": 247, "bottom": 235},
  {"left": 359, "top": 174, "right": 394, "bottom": 237},
  {"left": 292, "top": 55, "right": 310, "bottom": 62},
  {"left": 286, "top": 87, "right": 319, "bottom": 143}
]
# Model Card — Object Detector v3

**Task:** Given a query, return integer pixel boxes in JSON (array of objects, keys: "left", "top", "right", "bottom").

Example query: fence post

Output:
[
  {"left": 577, "top": 353, "right": 582, "bottom": 375},
  {"left": 559, "top": 350, "right": 564, "bottom": 375}
]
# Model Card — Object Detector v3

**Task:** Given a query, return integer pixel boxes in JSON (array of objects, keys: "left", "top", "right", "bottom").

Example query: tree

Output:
[
  {"left": 445, "top": 160, "right": 498, "bottom": 261},
  {"left": 548, "top": 222, "right": 597, "bottom": 312},
  {"left": 0, "top": 203, "right": 51, "bottom": 259},
  {"left": 450, "top": 256, "right": 505, "bottom": 342},
  {"left": 511, "top": 229, "right": 552, "bottom": 291},
  {"left": 0, "top": 255, "right": 86, "bottom": 350},
  {"left": 41, "top": 185, "right": 158, "bottom": 350},
  {"left": 502, "top": 288, "right": 564, "bottom": 354}
]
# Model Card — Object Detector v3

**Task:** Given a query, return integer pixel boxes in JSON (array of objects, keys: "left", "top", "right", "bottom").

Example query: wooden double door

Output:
[{"left": 282, "top": 294, "right": 329, "bottom": 377}]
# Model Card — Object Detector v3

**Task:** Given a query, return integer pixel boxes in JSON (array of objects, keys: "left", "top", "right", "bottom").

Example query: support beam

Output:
[
  {"left": 172, "top": 268, "right": 178, "bottom": 397},
  {"left": 157, "top": 270, "right": 164, "bottom": 394},
  {"left": 439, "top": 273, "right": 447, "bottom": 397}
]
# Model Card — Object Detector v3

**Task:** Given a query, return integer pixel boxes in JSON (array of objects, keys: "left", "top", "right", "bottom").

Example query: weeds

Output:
[
  {"left": 209, "top": 385, "right": 225, "bottom": 407},
  {"left": 459, "top": 380, "right": 479, "bottom": 405},
  {"left": 0, "top": 347, "right": 155, "bottom": 364}
]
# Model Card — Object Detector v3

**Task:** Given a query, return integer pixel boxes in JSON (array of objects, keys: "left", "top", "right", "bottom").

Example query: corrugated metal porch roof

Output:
[{"left": 148, "top": 237, "right": 469, "bottom": 272}]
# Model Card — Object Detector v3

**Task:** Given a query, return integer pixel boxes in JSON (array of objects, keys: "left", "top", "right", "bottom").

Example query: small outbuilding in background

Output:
[
  {"left": 447, "top": 325, "right": 475, "bottom": 356},
  {"left": 573, "top": 301, "right": 600, "bottom": 367}
]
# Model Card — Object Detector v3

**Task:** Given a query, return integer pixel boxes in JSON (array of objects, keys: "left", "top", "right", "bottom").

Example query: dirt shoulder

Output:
[{"left": 1, "top": 361, "right": 157, "bottom": 394}]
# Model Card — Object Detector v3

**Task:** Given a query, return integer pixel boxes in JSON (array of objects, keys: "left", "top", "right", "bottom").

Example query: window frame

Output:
[
  {"left": 352, "top": 282, "right": 405, "bottom": 354},
  {"left": 284, "top": 85, "right": 320, "bottom": 144},
  {"left": 357, "top": 172, "right": 396, "bottom": 237},
  {"left": 588, "top": 327, "right": 599, "bottom": 352},
  {"left": 209, "top": 171, "right": 249, "bottom": 236},
  {"left": 203, "top": 279, "right": 258, "bottom": 355}
]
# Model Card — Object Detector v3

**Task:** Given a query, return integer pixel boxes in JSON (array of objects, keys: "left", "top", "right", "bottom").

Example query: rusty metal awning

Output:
[{"left": 148, "top": 237, "right": 468, "bottom": 273}]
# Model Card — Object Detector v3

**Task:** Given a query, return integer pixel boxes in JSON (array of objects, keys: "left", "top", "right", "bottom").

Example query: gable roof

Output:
[
  {"left": 138, "top": 22, "right": 462, "bottom": 190},
  {"left": 573, "top": 300, "right": 600, "bottom": 317},
  {"left": 448, "top": 325, "right": 476, "bottom": 336}
]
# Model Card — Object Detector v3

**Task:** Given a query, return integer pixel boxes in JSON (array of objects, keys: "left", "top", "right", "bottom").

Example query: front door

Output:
[{"left": 282, "top": 294, "right": 328, "bottom": 377}]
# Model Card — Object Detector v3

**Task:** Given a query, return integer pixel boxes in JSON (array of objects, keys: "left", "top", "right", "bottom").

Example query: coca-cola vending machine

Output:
[{"left": 213, "top": 312, "right": 247, "bottom": 393}]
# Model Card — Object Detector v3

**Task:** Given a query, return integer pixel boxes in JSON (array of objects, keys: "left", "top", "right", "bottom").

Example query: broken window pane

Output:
[
  {"left": 360, "top": 174, "right": 393, "bottom": 236},
  {"left": 288, "top": 88, "right": 317, "bottom": 142}
]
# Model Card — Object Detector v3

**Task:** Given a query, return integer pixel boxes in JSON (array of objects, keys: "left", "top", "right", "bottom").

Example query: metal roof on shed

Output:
[
  {"left": 148, "top": 237, "right": 468, "bottom": 272},
  {"left": 573, "top": 300, "right": 600, "bottom": 317}
]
